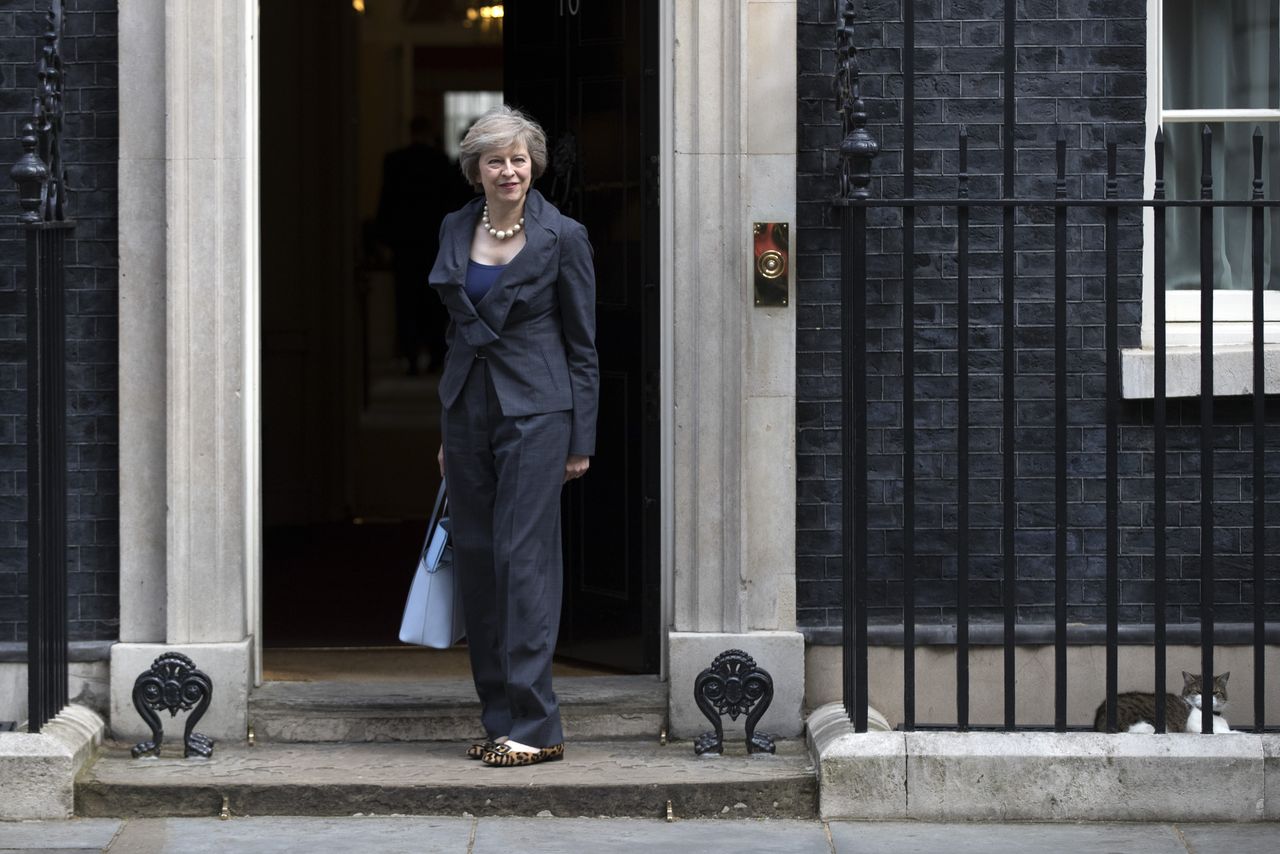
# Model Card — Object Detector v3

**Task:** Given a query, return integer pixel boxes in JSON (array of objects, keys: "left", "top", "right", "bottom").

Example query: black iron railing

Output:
[
  {"left": 834, "top": 1, "right": 1276, "bottom": 734},
  {"left": 9, "top": 0, "right": 71, "bottom": 734}
]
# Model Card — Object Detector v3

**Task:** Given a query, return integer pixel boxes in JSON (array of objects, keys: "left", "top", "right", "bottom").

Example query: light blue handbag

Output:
[{"left": 399, "top": 482, "right": 465, "bottom": 648}]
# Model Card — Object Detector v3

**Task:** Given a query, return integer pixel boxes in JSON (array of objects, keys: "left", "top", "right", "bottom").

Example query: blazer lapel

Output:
[
  {"left": 475, "top": 190, "right": 559, "bottom": 335},
  {"left": 430, "top": 197, "right": 500, "bottom": 348},
  {"left": 430, "top": 191, "right": 564, "bottom": 345},
  {"left": 436, "top": 196, "right": 482, "bottom": 287}
]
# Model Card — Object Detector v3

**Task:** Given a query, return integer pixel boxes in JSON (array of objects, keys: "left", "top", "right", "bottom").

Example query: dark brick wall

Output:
[
  {"left": 0, "top": 0, "right": 119, "bottom": 644},
  {"left": 797, "top": 0, "right": 1280, "bottom": 637}
]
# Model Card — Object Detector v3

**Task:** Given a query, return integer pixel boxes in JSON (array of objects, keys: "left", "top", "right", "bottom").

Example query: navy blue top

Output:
[{"left": 465, "top": 260, "right": 506, "bottom": 305}]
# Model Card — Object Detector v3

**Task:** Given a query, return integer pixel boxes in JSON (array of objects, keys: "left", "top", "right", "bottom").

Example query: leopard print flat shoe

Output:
[
  {"left": 480, "top": 742, "right": 565, "bottom": 767},
  {"left": 466, "top": 740, "right": 501, "bottom": 760},
  {"left": 466, "top": 737, "right": 511, "bottom": 759}
]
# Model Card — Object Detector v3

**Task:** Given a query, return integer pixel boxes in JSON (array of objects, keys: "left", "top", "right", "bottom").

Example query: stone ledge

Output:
[
  {"left": 801, "top": 622, "right": 1280, "bottom": 647},
  {"left": 1121, "top": 343, "right": 1280, "bottom": 398},
  {"left": 807, "top": 701, "right": 1277, "bottom": 822},
  {"left": 1267, "top": 735, "right": 1280, "bottom": 821},
  {"left": 806, "top": 703, "right": 902, "bottom": 820},
  {"left": 0, "top": 641, "right": 114, "bottom": 663},
  {"left": 0, "top": 704, "right": 105, "bottom": 820}
]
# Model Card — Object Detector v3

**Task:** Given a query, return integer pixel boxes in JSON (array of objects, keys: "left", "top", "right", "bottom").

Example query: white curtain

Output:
[{"left": 1164, "top": 0, "right": 1280, "bottom": 290}]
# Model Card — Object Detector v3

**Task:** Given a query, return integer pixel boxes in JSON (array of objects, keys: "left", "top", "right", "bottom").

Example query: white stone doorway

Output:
[{"left": 114, "top": 0, "right": 806, "bottom": 743}]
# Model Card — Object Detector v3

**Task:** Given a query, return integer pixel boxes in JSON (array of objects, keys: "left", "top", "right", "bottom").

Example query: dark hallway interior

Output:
[{"left": 259, "top": 1, "right": 659, "bottom": 673}]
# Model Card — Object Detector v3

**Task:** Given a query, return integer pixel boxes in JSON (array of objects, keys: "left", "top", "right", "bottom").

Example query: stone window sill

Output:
[{"left": 1121, "top": 344, "right": 1280, "bottom": 399}]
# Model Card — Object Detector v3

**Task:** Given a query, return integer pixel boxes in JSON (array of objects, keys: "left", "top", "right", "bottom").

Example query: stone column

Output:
[
  {"left": 667, "top": 0, "right": 803, "bottom": 738},
  {"left": 117, "top": 0, "right": 167, "bottom": 645},
  {"left": 111, "top": 0, "right": 253, "bottom": 742}
]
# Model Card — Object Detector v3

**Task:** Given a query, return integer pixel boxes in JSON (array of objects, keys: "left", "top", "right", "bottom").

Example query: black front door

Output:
[{"left": 505, "top": 0, "right": 660, "bottom": 673}]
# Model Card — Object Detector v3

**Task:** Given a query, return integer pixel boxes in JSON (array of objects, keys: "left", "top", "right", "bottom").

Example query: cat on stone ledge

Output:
[{"left": 1093, "top": 671, "right": 1235, "bottom": 733}]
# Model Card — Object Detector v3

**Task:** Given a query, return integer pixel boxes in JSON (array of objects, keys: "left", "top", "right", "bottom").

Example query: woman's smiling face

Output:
[{"left": 479, "top": 144, "right": 532, "bottom": 205}]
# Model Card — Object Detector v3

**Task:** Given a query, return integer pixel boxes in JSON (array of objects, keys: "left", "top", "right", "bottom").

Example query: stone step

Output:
[
  {"left": 75, "top": 739, "right": 817, "bottom": 819},
  {"left": 248, "top": 676, "right": 668, "bottom": 743}
]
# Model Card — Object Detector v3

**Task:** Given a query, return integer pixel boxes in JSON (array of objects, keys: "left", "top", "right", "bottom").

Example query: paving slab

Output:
[
  {"left": 472, "top": 817, "right": 830, "bottom": 854},
  {"left": 1178, "top": 822, "right": 1280, "bottom": 853},
  {"left": 828, "top": 821, "right": 1189, "bottom": 854},
  {"left": 104, "top": 817, "right": 473, "bottom": 854},
  {"left": 76, "top": 739, "right": 816, "bottom": 819},
  {"left": 0, "top": 819, "right": 120, "bottom": 850},
  {"left": 7, "top": 818, "right": 1279, "bottom": 854}
]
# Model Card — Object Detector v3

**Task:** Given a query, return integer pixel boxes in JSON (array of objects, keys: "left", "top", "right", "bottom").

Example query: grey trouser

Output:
[{"left": 441, "top": 357, "right": 570, "bottom": 748}]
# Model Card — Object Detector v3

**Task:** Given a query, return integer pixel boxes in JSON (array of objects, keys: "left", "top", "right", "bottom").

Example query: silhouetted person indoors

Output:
[{"left": 375, "top": 116, "right": 469, "bottom": 374}]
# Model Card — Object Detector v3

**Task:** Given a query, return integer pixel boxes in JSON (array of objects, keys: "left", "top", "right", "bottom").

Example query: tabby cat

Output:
[{"left": 1093, "top": 670, "right": 1232, "bottom": 733}]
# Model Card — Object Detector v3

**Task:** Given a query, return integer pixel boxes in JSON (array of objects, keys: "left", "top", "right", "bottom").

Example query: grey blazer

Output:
[{"left": 429, "top": 190, "right": 599, "bottom": 456}]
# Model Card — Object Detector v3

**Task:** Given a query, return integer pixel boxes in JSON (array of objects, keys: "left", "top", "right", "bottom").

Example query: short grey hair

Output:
[{"left": 458, "top": 105, "right": 549, "bottom": 191}]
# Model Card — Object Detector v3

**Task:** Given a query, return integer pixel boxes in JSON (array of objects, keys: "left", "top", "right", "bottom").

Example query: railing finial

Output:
[
  {"left": 10, "top": 0, "right": 67, "bottom": 223},
  {"left": 1200, "top": 124, "right": 1214, "bottom": 200},
  {"left": 1252, "top": 126, "right": 1264, "bottom": 200},
  {"left": 1105, "top": 142, "right": 1118, "bottom": 200},
  {"left": 835, "top": 0, "right": 878, "bottom": 200},
  {"left": 1153, "top": 126, "right": 1165, "bottom": 200}
]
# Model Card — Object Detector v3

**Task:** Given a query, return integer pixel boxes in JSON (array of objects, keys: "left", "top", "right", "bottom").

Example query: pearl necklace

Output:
[{"left": 482, "top": 203, "right": 524, "bottom": 240}]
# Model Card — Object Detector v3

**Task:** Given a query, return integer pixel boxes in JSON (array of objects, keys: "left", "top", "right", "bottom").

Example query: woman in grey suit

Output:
[{"left": 429, "top": 106, "right": 598, "bottom": 767}]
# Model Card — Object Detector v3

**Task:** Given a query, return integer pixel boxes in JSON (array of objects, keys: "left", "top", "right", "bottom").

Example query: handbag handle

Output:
[
  {"left": 420, "top": 480, "right": 449, "bottom": 567},
  {"left": 427, "top": 481, "right": 448, "bottom": 535},
  {"left": 427, "top": 479, "right": 448, "bottom": 531}
]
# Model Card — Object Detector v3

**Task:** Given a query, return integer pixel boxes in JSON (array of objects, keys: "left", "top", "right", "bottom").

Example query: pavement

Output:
[{"left": 0, "top": 817, "right": 1277, "bottom": 853}]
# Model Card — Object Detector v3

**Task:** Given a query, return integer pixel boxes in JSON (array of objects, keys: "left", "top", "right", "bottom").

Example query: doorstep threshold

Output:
[
  {"left": 77, "top": 739, "right": 816, "bottom": 819},
  {"left": 249, "top": 674, "right": 666, "bottom": 711},
  {"left": 246, "top": 675, "right": 668, "bottom": 743}
]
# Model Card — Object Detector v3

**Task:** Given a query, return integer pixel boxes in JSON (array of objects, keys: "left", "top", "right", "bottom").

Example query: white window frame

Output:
[
  {"left": 1128, "top": 0, "right": 1280, "bottom": 396},
  {"left": 443, "top": 90, "right": 504, "bottom": 161}
]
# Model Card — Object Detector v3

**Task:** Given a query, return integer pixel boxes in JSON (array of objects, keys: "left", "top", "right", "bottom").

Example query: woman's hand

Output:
[
  {"left": 437, "top": 443, "right": 445, "bottom": 478},
  {"left": 564, "top": 454, "right": 590, "bottom": 482}
]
